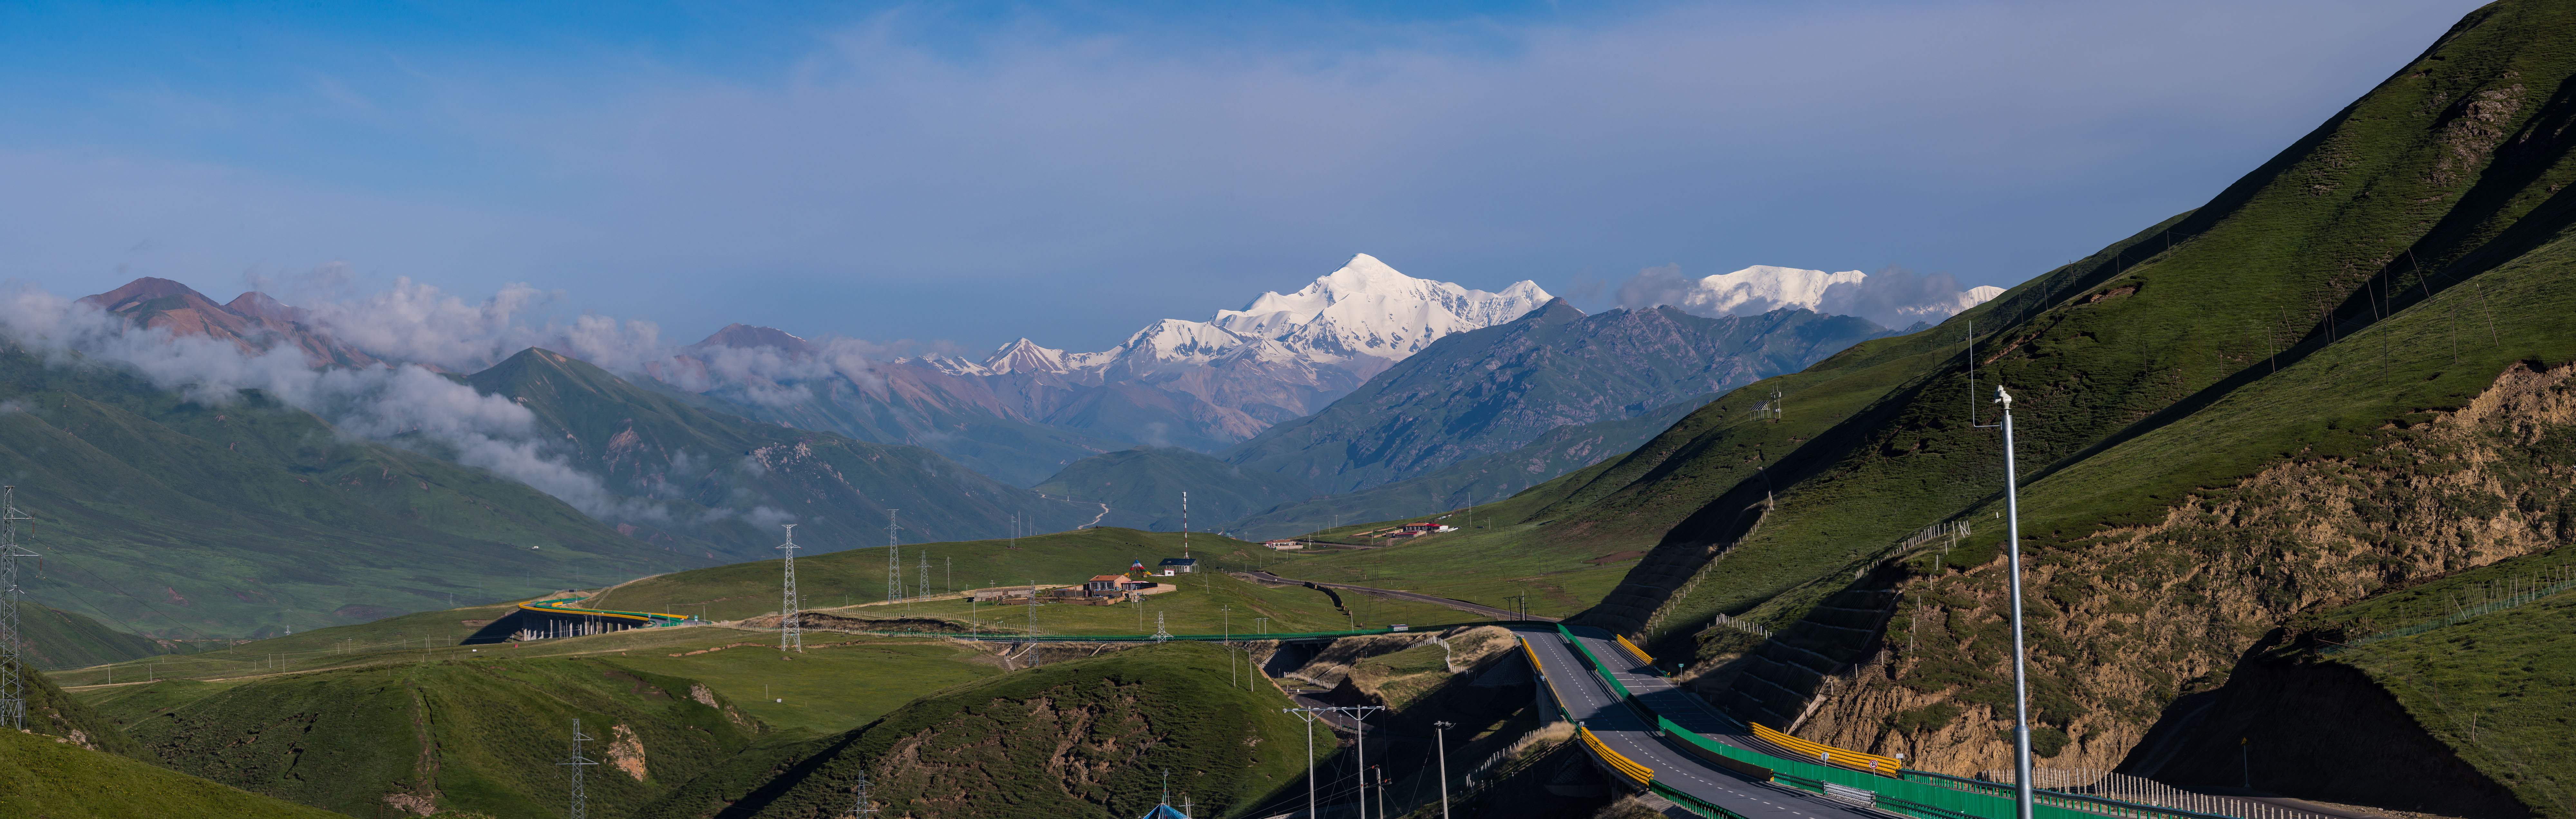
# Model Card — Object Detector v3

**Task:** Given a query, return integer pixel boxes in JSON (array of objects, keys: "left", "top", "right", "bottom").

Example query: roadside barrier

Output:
[
  {"left": 1532, "top": 624, "right": 2290, "bottom": 819},
  {"left": 1615, "top": 634, "right": 1656, "bottom": 667},
  {"left": 1749, "top": 721, "right": 1901, "bottom": 776},
  {"left": 1580, "top": 727, "right": 1656, "bottom": 786}
]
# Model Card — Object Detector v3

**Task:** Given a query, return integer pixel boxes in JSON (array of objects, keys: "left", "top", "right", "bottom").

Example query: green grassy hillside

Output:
[
  {"left": 1225, "top": 301, "right": 1892, "bottom": 495},
  {"left": 1225, "top": 392, "right": 1711, "bottom": 540},
  {"left": 0, "top": 728, "right": 345, "bottom": 819},
  {"left": 19, "top": 602, "right": 194, "bottom": 669},
  {"left": 79, "top": 656, "right": 766, "bottom": 818},
  {"left": 636, "top": 642, "right": 1312, "bottom": 819},
  {"left": 0, "top": 342, "right": 685, "bottom": 638},
  {"left": 1032, "top": 446, "right": 1320, "bottom": 533}
]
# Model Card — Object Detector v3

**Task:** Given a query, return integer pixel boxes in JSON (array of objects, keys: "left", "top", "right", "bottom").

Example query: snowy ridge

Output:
[
  {"left": 982, "top": 253, "right": 1551, "bottom": 378},
  {"left": 1664, "top": 265, "right": 2000, "bottom": 329}
]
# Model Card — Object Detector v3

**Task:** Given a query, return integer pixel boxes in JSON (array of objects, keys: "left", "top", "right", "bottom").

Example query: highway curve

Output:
[{"left": 1512, "top": 624, "right": 1879, "bottom": 818}]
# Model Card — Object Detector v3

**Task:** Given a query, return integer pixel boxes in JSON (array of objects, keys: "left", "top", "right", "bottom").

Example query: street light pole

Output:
[
  {"left": 1433, "top": 720, "right": 1455, "bottom": 819},
  {"left": 1995, "top": 386, "right": 2034, "bottom": 819}
]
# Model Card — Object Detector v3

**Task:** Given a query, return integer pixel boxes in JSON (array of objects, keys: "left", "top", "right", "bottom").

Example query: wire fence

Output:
[
  {"left": 1961, "top": 768, "right": 2339, "bottom": 819},
  {"left": 2324, "top": 564, "right": 2576, "bottom": 654}
]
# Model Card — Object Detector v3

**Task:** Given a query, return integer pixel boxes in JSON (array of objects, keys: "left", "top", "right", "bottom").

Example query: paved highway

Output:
[{"left": 1513, "top": 624, "right": 1880, "bottom": 818}]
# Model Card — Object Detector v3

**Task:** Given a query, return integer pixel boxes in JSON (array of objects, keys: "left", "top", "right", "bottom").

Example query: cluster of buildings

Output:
[{"left": 1262, "top": 520, "right": 1455, "bottom": 550}]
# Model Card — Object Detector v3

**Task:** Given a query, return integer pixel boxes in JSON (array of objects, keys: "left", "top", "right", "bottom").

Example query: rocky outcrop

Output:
[{"left": 1787, "top": 361, "right": 2576, "bottom": 779}]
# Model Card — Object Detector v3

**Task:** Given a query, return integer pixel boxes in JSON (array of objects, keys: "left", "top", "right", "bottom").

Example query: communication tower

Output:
[
  {"left": 778, "top": 524, "right": 803, "bottom": 653},
  {"left": 0, "top": 487, "right": 33, "bottom": 731}
]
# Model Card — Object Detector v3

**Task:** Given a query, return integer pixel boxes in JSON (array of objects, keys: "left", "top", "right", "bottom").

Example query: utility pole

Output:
[
  {"left": 779, "top": 524, "right": 803, "bottom": 652},
  {"left": 885, "top": 510, "right": 902, "bottom": 604},
  {"left": 1983, "top": 386, "right": 2034, "bottom": 819},
  {"left": 1433, "top": 720, "right": 1456, "bottom": 819},
  {"left": 559, "top": 719, "right": 598, "bottom": 819},
  {"left": 0, "top": 487, "right": 33, "bottom": 731}
]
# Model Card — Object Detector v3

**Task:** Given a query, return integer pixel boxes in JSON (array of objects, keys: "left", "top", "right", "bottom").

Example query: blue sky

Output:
[{"left": 0, "top": 0, "right": 2487, "bottom": 354}]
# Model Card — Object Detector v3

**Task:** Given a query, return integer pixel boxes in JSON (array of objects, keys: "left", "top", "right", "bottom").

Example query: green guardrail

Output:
[{"left": 1551, "top": 623, "right": 2144, "bottom": 819}]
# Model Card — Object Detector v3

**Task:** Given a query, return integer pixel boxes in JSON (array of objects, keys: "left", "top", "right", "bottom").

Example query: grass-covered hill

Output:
[
  {"left": 1030, "top": 446, "right": 1321, "bottom": 533},
  {"left": 1224, "top": 392, "right": 1712, "bottom": 540},
  {"left": 78, "top": 654, "right": 768, "bottom": 817},
  {"left": 20, "top": 601, "right": 195, "bottom": 669},
  {"left": 0, "top": 729, "right": 345, "bottom": 818},
  {"left": 1224, "top": 300, "right": 1891, "bottom": 496},
  {"left": 635, "top": 642, "right": 1312, "bottom": 819},
  {"left": 0, "top": 341, "right": 682, "bottom": 638}
]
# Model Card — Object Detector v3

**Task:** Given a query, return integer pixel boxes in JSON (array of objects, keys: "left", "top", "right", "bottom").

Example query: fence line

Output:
[
  {"left": 1961, "top": 768, "right": 2339, "bottom": 819},
  {"left": 2326, "top": 564, "right": 2575, "bottom": 654}
]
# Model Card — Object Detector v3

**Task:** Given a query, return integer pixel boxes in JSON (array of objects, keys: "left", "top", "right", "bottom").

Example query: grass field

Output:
[
  {"left": 1254, "top": 471, "right": 1647, "bottom": 619},
  {"left": 0, "top": 727, "right": 346, "bottom": 818}
]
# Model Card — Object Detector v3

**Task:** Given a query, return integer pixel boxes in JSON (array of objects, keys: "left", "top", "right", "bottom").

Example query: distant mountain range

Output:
[
  {"left": 642, "top": 254, "right": 1553, "bottom": 479},
  {"left": 1030, "top": 299, "right": 1902, "bottom": 538},
  {"left": 0, "top": 254, "right": 1984, "bottom": 633}
]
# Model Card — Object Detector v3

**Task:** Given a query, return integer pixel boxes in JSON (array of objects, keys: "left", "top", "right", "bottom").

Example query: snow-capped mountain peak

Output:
[
  {"left": 1650, "top": 265, "right": 2000, "bottom": 330},
  {"left": 981, "top": 338, "right": 1065, "bottom": 374},
  {"left": 1210, "top": 254, "right": 1552, "bottom": 361}
]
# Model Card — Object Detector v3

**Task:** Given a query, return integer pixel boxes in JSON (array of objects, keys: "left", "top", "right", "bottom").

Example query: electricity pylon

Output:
[
  {"left": 559, "top": 719, "right": 599, "bottom": 819},
  {"left": 885, "top": 510, "right": 903, "bottom": 604},
  {"left": 0, "top": 487, "right": 34, "bottom": 731},
  {"left": 779, "top": 524, "right": 803, "bottom": 653}
]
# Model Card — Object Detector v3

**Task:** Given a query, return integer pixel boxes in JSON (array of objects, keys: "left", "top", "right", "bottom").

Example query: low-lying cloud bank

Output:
[{"left": 0, "top": 281, "right": 734, "bottom": 525}]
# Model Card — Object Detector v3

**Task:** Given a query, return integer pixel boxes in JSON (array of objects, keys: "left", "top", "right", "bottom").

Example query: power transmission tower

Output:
[
  {"left": 848, "top": 768, "right": 879, "bottom": 817},
  {"left": 1153, "top": 611, "right": 1170, "bottom": 642},
  {"left": 0, "top": 487, "right": 33, "bottom": 731},
  {"left": 885, "top": 510, "right": 903, "bottom": 604},
  {"left": 779, "top": 524, "right": 803, "bottom": 653},
  {"left": 559, "top": 718, "right": 599, "bottom": 819},
  {"left": 1181, "top": 491, "right": 1189, "bottom": 558},
  {"left": 917, "top": 550, "right": 929, "bottom": 600}
]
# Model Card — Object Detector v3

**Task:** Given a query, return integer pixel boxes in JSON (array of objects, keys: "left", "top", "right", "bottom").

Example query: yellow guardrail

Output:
[
  {"left": 1578, "top": 727, "right": 1655, "bottom": 786},
  {"left": 1519, "top": 636, "right": 1543, "bottom": 672},
  {"left": 1614, "top": 634, "right": 1654, "bottom": 666},
  {"left": 1750, "top": 722, "right": 1901, "bottom": 777}
]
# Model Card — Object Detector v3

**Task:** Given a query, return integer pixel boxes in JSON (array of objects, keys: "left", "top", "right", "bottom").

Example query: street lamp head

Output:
[{"left": 1993, "top": 386, "right": 2013, "bottom": 407}]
